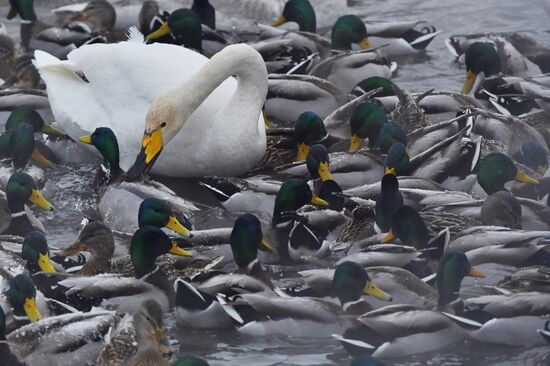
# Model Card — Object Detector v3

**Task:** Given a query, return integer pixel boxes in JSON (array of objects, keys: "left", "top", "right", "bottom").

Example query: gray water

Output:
[{"left": 1, "top": 0, "right": 549, "bottom": 365}]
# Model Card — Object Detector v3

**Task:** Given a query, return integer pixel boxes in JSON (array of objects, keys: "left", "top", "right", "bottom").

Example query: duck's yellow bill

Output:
[
  {"left": 147, "top": 21, "right": 172, "bottom": 40},
  {"left": 38, "top": 253, "right": 56, "bottom": 273},
  {"left": 259, "top": 238, "right": 274, "bottom": 253},
  {"left": 318, "top": 161, "right": 333, "bottom": 182},
  {"left": 515, "top": 169, "right": 539, "bottom": 185},
  {"left": 364, "top": 281, "right": 392, "bottom": 301},
  {"left": 296, "top": 142, "right": 310, "bottom": 162},
  {"left": 349, "top": 135, "right": 364, "bottom": 152},
  {"left": 382, "top": 230, "right": 394, "bottom": 243},
  {"left": 31, "top": 148, "right": 54, "bottom": 168},
  {"left": 272, "top": 15, "right": 287, "bottom": 27},
  {"left": 166, "top": 215, "right": 192, "bottom": 238},
  {"left": 170, "top": 242, "right": 193, "bottom": 257},
  {"left": 143, "top": 129, "right": 163, "bottom": 164},
  {"left": 24, "top": 297, "right": 42, "bottom": 322},
  {"left": 310, "top": 193, "right": 329, "bottom": 206},
  {"left": 30, "top": 189, "right": 54, "bottom": 211},
  {"left": 79, "top": 135, "right": 92, "bottom": 144},
  {"left": 462, "top": 70, "right": 476, "bottom": 94},
  {"left": 358, "top": 37, "right": 372, "bottom": 50},
  {"left": 59, "top": 241, "right": 87, "bottom": 257},
  {"left": 42, "top": 124, "right": 67, "bottom": 137},
  {"left": 385, "top": 166, "right": 396, "bottom": 175},
  {"left": 468, "top": 267, "right": 485, "bottom": 278}
]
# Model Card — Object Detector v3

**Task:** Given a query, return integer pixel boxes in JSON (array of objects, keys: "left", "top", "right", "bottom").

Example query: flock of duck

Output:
[{"left": 0, "top": 0, "right": 550, "bottom": 365}]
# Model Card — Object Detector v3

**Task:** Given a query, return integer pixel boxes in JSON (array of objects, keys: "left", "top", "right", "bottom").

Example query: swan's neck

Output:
[{"left": 161, "top": 45, "right": 268, "bottom": 142}]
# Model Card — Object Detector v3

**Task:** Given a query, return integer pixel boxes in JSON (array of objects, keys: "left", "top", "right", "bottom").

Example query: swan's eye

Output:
[{"left": 160, "top": 122, "right": 167, "bottom": 128}]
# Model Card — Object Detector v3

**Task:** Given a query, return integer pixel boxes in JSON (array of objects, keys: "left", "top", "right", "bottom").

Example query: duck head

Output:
[
  {"left": 191, "top": 0, "right": 216, "bottom": 29},
  {"left": 133, "top": 299, "right": 170, "bottom": 355},
  {"left": 462, "top": 42, "right": 501, "bottom": 94},
  {"left": 318, "top": 179, "right": 345, "bottom": 212},
  {"left": 59, "top": 221, "right": 114, "bottom": 273},
  {"left": 7, "top": 0, "right": 37, "bottom": 21},
  {"left": 147, "top": 9, "right": 203, "bottom": 52},
  {"left": 384, "top": 142, "right": 410, "bottom": 176},
  {"left": 349, "top": 101, "right": 388, "bottom": 152},
  {"left": 22, "top": 230, "right": 55, "bottom": 273},
  {"left": 382, "top": 205, "right": 429, "bottom": 250},
  {"left": 521, "top": 141, "right": 548, "bottom": 176},
  {"left": 79, "top": 127, "right": 122, "bottom": 175},
  {"left": 436, "top": 252, "right": 484, "bottom": 308},
  {"left": 354, "top": 77, "right": 395, "bottom": 98},
  {"left": 272, "top": 178, "right": 328, "bottom": 225},
  {"left": 5, "top": 274, "right": 41, "bottom": 322},
  {"left": 131, "top": 226, "right": 192, "bottom": 278},
  {"left": 10, "top": 122, "right": 34, "bottom": 169},
  {"left": 332, "top": 15, "right": 371, "bottom": 51},
  {"left": 375, "top": 173, "right": 403, "bottom": 232},
  {"left": 378, "top": 122, "right": 407, "bottom": 154},
  {"left": 477, "top": 153, "right": 539, "bottom": 195},
  {"left": 272, "top": 0, "right": 316, "bottom": 33},
  {"left": 173, "top": 356, "right": 210, "bottom": 366},
  {"left": 306, "top": 144, "right": 333, "bottom": 182},
  {"left": 138, "top": 198, "right": 192, "bottom": 238},
  {"left": 6, "top": 172, "right": 54, "bottom": 214},
  {"left": 294, "top": 111, "right": 328, "bottom": 161},
  {"left": 333, "top": 261, "right": 392, "bottom": 309},
  {"left": 6, "top": 107, "right": 66, "bottom": 137},
  {"left": 230, "top": 213, "right": 273, "bottom": 270}
]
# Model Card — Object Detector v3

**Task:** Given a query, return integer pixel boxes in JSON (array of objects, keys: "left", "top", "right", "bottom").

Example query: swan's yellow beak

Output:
[
  {"left": 31, "top": 148, "right": 54, "bottom": 168},
  {"left": 272, "top": 15, "right": 286, "bottom": 27},
  {"left": 29, "top": 189, "right": 54, "bottom": 211},
  {"left": 165, "top": 215, "right": 192, "bottom": 238},
  {"left": 462, "top": 70, "right": 476, "bottom": 94},
  {"left": 126, "top": 129, "right": 163, "bottom": 180},
  {"left": 147, "top": 22, "right": 172, "bottom": 41},
  {"left": 349, "top": 135, "right": 364, "bottom": 152},
  {"left": 358, "top": 37, "right": 372, "bottom": 49}
]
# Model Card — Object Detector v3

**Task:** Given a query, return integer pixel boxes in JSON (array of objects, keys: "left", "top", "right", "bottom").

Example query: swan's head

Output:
[{"left": 126, "top": 95, "right": 183, "bottom": 180}]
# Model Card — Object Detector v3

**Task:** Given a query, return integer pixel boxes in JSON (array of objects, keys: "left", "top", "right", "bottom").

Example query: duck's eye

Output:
[{"left": 161, "top": 122, "right": 167, "bottom": 128}]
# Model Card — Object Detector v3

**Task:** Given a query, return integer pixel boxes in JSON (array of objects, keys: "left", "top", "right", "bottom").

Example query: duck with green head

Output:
[
  {"left": 295, "top": 111, "right": 329, "bottom": 161},
  {"left": 5, "top": 273, "right": 42, "bottom": 323},
  {"left": 0, "top": 305, "right": 24, "bottom": 365},
  {"left": 272, "top": 0, "right": 316, "bottom": 33},
  {"left": 378, "top": 122, "right": 407, "bottom": 154},
  {"left": 272, "top": 178, "right": 328, "bottom": 226},
  {"left": 192, "top": 0, "right": 215, "bottom": 29},
  {"left": 383, "top": 142, "right": 410, "bottom": 176},
  {"left": 22, "top": 230, "right": 56, "bottom": 274},
  {"left": 462, "top": 42, "right": 501, "bottom": 95},
  {"left": 353, "top": 77, "right": 396, "bottom": 98},
  {"left": 349, "top": 101, "right": 389, "bottom": 152},
  {"left": 147, "top": 9, "right": 203, "bottom": 52},
  {"left": 477, "top": 152, "right": 539, "bottom": 195},
  {"left": 375, "top": 172, "right": 403, "bottom": 233},
  {"left": 79, "top": 127, "right": 124, "bottom": 186},
  {"left": 175, "top": 213, "right": 273, "bottom": 329},
  {"left": 337, "top": 253, "right": 484, "bottom": 359},
  {"left": 306, "top": 144, "right": 333, "bottom": 182},
  {"left": 138, "top": 198, "right": 192, "bottom": 238},
  {"left": 332, "top": 15, "right": 372, "bottom": 51},
  {"left": 5, "top": 107, "right": 66, "bottom": 137},
  {"left": 2, "top": 171, "right": 54, "bottom": 236}
]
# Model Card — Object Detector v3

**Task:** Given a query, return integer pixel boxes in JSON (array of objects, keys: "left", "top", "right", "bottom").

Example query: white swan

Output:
[{"left": 33, "top": 29, "right": 267, "bottom": 178}]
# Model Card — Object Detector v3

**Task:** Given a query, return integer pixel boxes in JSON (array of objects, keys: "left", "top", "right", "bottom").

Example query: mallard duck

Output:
[
  {"left": 34, "top": 33, "right": 267, "bottom": 178},
  {"left": 175, "top": 213, "right": 274, "bottom": 329},
  {"left": 97, "top": 299, "right": 172, "bottom": 366},
  {"left": 57, "top": 226, "right": 191, "bottom": 313},
  {"left": 78, "top": 127, "right": 198, "bottom": 233},
  {"left": 374, "top": 173, "right": 403, "bottom": 233},
  {"left": 0, "top": 305, "right": 23, "bottom": 365},
  {"left": 1, "top": 172, "right": 53, "bottom": 236},
  {"left": 477, "top": 152, "right": 539, "bottom": 195},
  {"left": 233, "top": 261, "right": 391, "bottom": 337},
  {"left": 335, "top": 252, "right": 484, "bottom": 359},
  {"left": 347, "top": 101, "right": 389, "bottom": 152},
  {"left": 2, "top": 273, "right": 43, "bottom": 326},
  {"left": 0, "top": 123, "right": 50, "bottom": 169}
]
